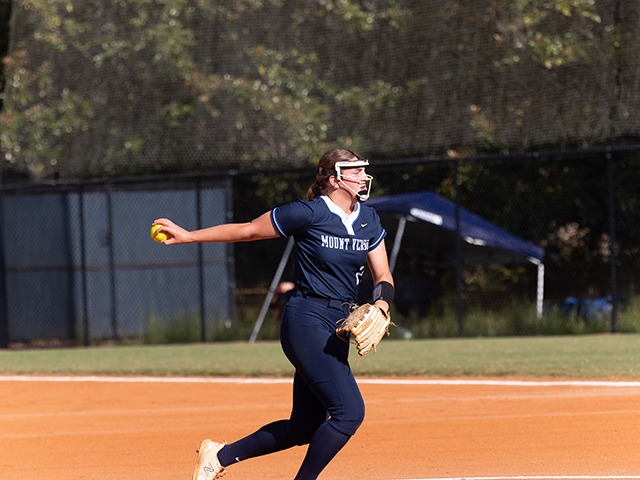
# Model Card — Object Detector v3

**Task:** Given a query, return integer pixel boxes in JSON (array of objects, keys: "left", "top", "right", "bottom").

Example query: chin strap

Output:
[{"left": 338, "top": 176, "right": 372, "bottom": 201}]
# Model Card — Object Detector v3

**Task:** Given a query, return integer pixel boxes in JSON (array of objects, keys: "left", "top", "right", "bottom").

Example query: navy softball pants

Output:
[{"left": 217, "top": 293, "right": 365, "bottom": 478}]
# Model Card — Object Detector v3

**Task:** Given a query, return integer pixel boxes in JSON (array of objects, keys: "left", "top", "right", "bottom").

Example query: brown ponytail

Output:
[{"left": 306, "top": 180, "right": 324, "bottom": 200}]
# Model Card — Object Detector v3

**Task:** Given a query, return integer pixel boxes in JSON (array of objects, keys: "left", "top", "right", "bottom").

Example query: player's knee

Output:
[
  {"left": 329, "top": 416, "right": 364, "bottom": 437},
  {"left": 331, "top": 401, "right": 365, "bottom": 436}
]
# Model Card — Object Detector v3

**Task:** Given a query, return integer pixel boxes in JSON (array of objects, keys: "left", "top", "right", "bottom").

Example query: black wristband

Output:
[{"left": 373, "top": 281, "right": 394, "bottom": 304}]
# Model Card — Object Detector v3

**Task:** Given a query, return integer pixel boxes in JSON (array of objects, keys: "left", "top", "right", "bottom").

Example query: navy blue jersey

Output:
[{"left": 270, "top": 196, "right": 386, "bottom": 303}]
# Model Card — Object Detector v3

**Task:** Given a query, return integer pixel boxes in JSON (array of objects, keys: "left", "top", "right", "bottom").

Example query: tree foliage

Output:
[{"left": 0, "top": 0, "right": 623, "bottom": 180}]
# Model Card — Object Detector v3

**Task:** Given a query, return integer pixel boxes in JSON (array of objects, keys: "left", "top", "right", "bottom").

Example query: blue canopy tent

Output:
[
  {"left": 250, "top": 190, "right": 545, "bottom": 342},
  {"left": 367, "top": 191, "right": 545, "bottom": 318}
]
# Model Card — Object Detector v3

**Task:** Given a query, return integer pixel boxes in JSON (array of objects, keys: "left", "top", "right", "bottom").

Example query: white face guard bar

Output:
[{"left": 334, "top": 159, "right": 373, "bottom": 201}]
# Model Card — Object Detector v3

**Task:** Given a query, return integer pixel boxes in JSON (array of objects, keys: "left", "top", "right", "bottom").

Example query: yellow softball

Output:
[{"left": 150, "top": 224, "right": 168, "bottom": 243}]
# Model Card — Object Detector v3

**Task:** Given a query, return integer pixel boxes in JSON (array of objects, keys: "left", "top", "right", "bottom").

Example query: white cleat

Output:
[{"left": 192, "top": 439, "right": 226, "bottom": 480}]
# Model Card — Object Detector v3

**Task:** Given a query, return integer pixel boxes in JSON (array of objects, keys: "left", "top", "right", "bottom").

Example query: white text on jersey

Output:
[{"left": 321, "top": 235, "right": 369, "bottom": 251}]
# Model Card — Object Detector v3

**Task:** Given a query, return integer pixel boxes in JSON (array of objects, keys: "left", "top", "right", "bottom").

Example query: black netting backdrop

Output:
[
  {"left": 2, "top": 1, "right": 640, "bottom": 178},
  {"left": 2, "top": 1, "right": 640, "bottom": 345}
]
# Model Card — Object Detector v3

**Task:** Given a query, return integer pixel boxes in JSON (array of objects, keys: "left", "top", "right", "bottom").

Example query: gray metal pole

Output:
[
  {"left": 606, "top": 152, "right": 618, "bottom": 332},
  {"left": 0, "top": 178, "right": 8, "bottom": 348},
  {"left": 249, "top": 237, "right": 294, "bottom": 343},
  {"left": 454, "top": 160, "right": 464, "bottom": 336},
  {"left": 196, "top": 179, "right": 207, "bottom": 342},
  {"left": 106, "top": 185, "right": 119, "bottom": 340},
  {"left": 388, "top": 216, "right": 407, "bottom": 273},
  {"left": 78, "top": 187, "right": 90, "bottom": 346}
]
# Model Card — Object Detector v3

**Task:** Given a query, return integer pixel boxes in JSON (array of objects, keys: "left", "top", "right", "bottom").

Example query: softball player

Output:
[{"left": 153, "top": 148, "right": 394, "bottom": 480}]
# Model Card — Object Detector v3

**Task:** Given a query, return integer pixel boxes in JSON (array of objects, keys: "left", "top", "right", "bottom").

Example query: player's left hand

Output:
[{"left": 336, "top": 304, "right": 395, "bottom": 356}]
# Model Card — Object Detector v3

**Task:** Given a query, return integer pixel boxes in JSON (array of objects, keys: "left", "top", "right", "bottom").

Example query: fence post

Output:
[
  {"left": 196, "top": 178, "right": 206, "bottom": 342},
  {"left": 78, "top": 186, "right": 90, "bottom": 346},
  {"left": 453, "top": 159, "right": 464, "bottom": 336},
  {"left": 106, "top": 183, "right": 119, "bottom": 340},
  {"left": 606, "top": 152, "right": 618, "bottom": 332},
  {"left": 0, "top": 182, "right": 8, "bottom": 348}
]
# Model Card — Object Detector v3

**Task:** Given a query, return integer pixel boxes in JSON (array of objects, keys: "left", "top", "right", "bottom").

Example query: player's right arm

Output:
[{"left": 152, "top": 211, "right": 279, "bottom": 245}]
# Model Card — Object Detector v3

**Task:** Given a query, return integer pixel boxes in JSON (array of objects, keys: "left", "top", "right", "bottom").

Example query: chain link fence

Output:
[
  {"left": 0, "top": 175, "right": 234, "bottom": 346},
  {"left": 2, "top": 1, "right": 640, "bottom": 346},
  {"left": 2, "top": 150, "right": 639, "bottom": 346}
]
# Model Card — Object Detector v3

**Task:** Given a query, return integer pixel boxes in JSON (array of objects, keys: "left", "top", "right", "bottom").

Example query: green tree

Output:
[
  {"left": 0, "top": 0, "right": 13, "bottom": 111},
  {"left": 0, "top": 0, "right": 407, "bottom": 179},
  {"left": 0, "top": 0, "right": 628, "bottom": 181}
]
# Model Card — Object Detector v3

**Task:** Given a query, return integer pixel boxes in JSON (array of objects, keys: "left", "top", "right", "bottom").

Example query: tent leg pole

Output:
[
  {"left": 249, "top": 237, "right": 295, "bottom": 343},
  {"left": 389, "top": 217, "right": 407, "bottom": 273},
  {"left": 536, "top": 263, "right": 545, "bottom": 320}
]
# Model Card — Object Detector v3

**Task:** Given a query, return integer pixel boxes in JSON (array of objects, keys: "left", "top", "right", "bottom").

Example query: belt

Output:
[{"left": 298, "top": 291, "right": 350, "bottom": 311}]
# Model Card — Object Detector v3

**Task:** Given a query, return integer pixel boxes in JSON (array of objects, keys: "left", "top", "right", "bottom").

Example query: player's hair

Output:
[{"left": 306, "top": 148, "right": 361, "bottom": 200}]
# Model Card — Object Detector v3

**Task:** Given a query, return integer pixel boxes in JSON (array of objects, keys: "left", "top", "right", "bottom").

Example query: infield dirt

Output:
[{"left": 2, "top": 377, "right": 640, "bottom": 479}]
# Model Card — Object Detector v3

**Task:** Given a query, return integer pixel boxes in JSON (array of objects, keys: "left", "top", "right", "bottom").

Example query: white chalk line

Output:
[{"left": 2, "top": 375, "right": 640, "bottom": 387}]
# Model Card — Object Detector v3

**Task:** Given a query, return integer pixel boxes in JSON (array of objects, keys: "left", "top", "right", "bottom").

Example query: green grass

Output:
[{"left": 2, "top": 334, "right": 639, "bottom": 379}]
